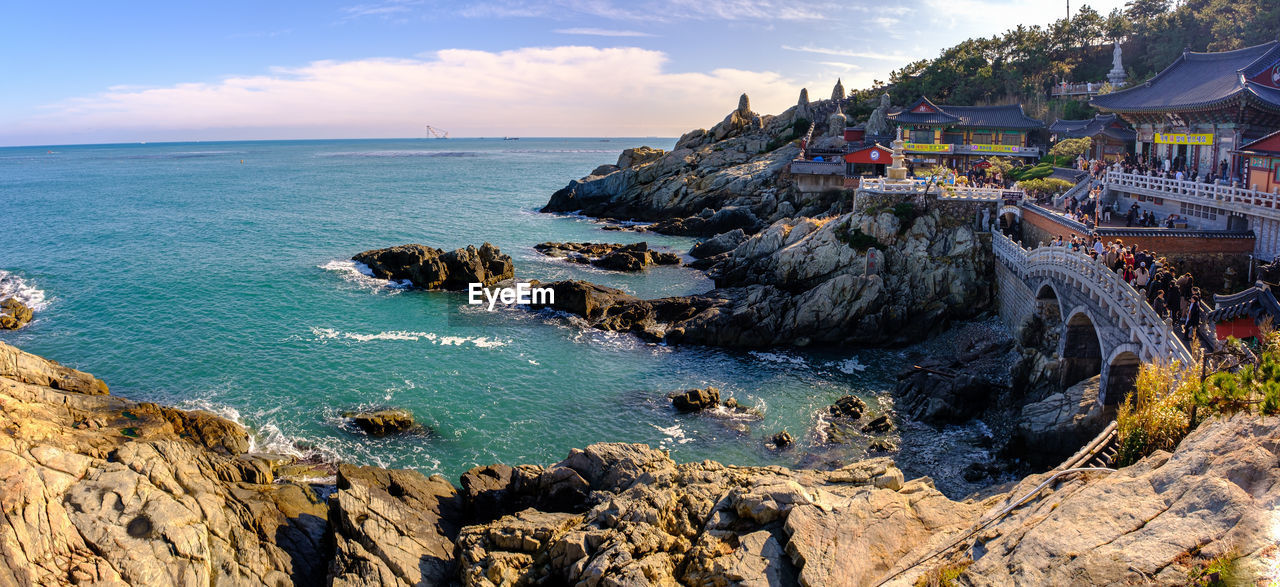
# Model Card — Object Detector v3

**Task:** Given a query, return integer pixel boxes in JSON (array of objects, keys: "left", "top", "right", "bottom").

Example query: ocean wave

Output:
[
  {"left": 0, "top": 270, "right": 48, "bottom": 311},
  {"left": 830, "top": 357, "right": 867, "bottom": 373},
  {"left": 309, "top": 326, "right": 506, "bottom": 348},
  {"left": 318, "top": 150, "right": 480, "bottom": 158},
  {"left": 318, "top": 259, "right": 411, "bottom": 291},
  {"left": 749, "top": 351, "right": 808, "bottom": 367},
  {"left": 650, "top": 422, "right": 694, "bottom": 446}
]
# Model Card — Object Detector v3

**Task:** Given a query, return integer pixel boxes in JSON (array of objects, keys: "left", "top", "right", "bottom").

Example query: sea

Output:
[{"left": 0, "top": 138, "right": 1004, "bottom": 496}]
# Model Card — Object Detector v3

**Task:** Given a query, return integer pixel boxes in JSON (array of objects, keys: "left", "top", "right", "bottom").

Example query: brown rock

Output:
[
  {"left": 828, "top": 395, "right": 866, "bottom": 420},
  {"left": 0, "top": 298, "right": 33, "bottom": 330},
  {"left": 343, "top": 408, "right": 417, "bottom": 436},
  {"left": 352, "top": 242, "right": 513, "bottom": 290},
  {"left": 329, "top": 464, "right": 464, "bottom": 586},
  {"left": 670, "top": 387, "right": 722, "bottom": 412}
]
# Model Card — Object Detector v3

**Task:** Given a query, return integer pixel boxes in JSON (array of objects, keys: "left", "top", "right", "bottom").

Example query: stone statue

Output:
[
  {"left": 1107, "top": 42, "right": 1127, "bottom": 86},
  {"left": 865, "top": 93, "right": 892, "bottom": 137},
  {"left": 827, "top": 109, "right": 847, "bottom": 137},
  {"left": 831, "top": 78, "right": 845, "bottom": 102}
]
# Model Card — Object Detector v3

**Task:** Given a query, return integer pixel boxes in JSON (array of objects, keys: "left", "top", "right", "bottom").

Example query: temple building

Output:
[
  {"left": 1048, "top": 113, "right": 1136, "bottom": 161},
  {"left": 1091, "top": 41, "right": 1280, "bottom": 180},
  {"left": 887, "top": 97, "right": 1045, "bottom": 170},
  {"left": 1239, "top": 130, "right": 1280, "bottom": 193}
]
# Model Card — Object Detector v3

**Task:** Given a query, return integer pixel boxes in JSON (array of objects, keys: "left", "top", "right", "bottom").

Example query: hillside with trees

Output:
[{"left": 847, "top": 0, "right": 1280, "bottom": 121}]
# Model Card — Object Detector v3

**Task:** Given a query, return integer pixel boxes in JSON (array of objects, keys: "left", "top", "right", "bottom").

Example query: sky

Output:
[{"left": 1, "top": 0, "right": 1129, "bottom": 146}]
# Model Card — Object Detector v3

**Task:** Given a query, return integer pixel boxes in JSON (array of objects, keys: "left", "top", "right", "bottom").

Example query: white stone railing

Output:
[
  {"left": 992, "top": 231, "right": 1193, "bottom": 364},
  {"left": 1105, "top": 171, "right": 1280, "bottom": 216},
  {"left": 860, "top": 178, "right": 1021, "bottom": 202},
  {"left": 1051, "top": 175, "right": 1095, "bottom": 208}
]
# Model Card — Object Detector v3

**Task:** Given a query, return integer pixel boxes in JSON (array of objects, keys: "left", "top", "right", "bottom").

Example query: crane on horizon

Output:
[{"left": 425, "top": 125, "right": 450, "bottom": 139}]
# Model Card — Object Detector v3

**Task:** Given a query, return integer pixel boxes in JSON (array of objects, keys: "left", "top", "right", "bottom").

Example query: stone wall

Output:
[{"left": 996, "top": 261, "right": 1035, "bottom": 335}]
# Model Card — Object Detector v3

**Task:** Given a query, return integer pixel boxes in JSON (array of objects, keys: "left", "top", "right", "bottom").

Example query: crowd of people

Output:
[
  {"left": 1046, "top": 233, "right": 1204, "bottom": 341},
  {"left": 1078, "top": 152, "right": 1238, "bottom": 185}
]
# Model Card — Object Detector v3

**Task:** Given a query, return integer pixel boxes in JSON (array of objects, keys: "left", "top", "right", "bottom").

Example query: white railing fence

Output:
[{"left": 992, "top": 231, "right": 1193, "bottom": 364}]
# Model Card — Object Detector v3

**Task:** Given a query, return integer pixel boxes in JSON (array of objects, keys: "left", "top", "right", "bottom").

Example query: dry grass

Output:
[{"left": 1115, "top": 360, "right": 1196, "bottom": 467}]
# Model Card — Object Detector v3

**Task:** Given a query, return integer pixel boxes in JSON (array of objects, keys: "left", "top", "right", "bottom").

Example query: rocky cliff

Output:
[
  {"left": 2, "top": 341, "right": 1274, "bottom": 586},
  {"left": 532, "top": 204, "right": 993, "bottom": 347},
  {"left": 542, "top": 88, "right": 849, "bottom": 234}
]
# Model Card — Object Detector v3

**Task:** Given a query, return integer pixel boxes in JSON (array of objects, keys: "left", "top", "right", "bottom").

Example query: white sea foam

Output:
[
  {"left": 832, "top": 357, "right": 868, "bottom": 373},
  {"left": 318, "top": 260, "right": 411, "bottom": 291},
  {"left": 0, "top": 270, "right": 48, "bottom": 311},
  {"left": 749, "top": 351, "right": 807, "bottom": 366},
  {"left": 309, "top": 326, "right": 506, "bottom": 348},
  {"left": 650, "top": 423, "right": 693, "bottom": 445}
]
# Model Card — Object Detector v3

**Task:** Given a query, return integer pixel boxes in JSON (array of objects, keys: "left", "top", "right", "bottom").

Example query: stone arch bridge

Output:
[{"left": 993, "top": 232, "right": 1193, "bottom": 404}]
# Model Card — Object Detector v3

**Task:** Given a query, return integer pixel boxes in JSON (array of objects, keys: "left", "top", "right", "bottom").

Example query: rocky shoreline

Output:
[{"left": 2, "top": 341, "right": 1275, "bottom": 585}]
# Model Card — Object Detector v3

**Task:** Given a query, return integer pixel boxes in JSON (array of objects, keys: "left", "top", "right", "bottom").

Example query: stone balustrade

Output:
[
  {"left": 1105, "top": 171, "right": 1280, "bottom": 217},
  {"left": 992, "top": 231, "right": 1193, "bottom": 366}
]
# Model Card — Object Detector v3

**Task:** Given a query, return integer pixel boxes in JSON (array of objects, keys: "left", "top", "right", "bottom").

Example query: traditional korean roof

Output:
[
  {"left": 1207, "top": 281, "right": 1280, "bottom": 324},
  {"left": 1049, "top": 113, "right": 1136, "bottom": 141},
  {"left": 1091, "top": 41, "right": 1280, "bottom": 114},
  {"left": 889, "top": 96, "right": 1044, "bottom": 129},
  {"left": 1240, "top": 129, "right": 1280, "bottom": 156}
]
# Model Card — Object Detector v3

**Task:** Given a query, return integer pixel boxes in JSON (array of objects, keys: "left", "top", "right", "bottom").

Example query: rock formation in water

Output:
[
  {"left": 0, "top": 341, "right": 1276, "bottom": 585},
  {"left": 534, "top": 242, "right": 680, "bottom": 272},
  {"left": 352, "top": 242, "right": 514, "bottom": 290},
  {"left": 0, "top": 298, "right": 33, "bottom": 330},
  {"left": 531, "top": 205, "right": 993, "bottom": 347},
  {"left": 541, "top": 90, "right": 848, "bottom": 232}
]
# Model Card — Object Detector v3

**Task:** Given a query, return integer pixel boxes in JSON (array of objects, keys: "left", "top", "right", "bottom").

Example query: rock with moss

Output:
[
  {"left": 0, "top": 298, "right": 33, "bottom": 330},
  {"left": 353, "top": 242, "right": 513, "bottom": 290}
]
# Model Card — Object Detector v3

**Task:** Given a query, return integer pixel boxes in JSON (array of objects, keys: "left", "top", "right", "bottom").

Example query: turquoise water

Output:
[{"left": 0, "top": 138, "right": 943, "bottom": 483}]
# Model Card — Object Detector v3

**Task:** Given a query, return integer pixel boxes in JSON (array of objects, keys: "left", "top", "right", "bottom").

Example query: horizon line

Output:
[{"left": 0, "top": 135, "right": 681, "bottom": 149}]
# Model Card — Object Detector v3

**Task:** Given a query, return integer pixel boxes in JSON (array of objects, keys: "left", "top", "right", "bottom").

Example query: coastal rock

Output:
[
  {"left": 650, "top": 206, "right": 763, "bottom": 237},
  {"left": 770, "top": 430, "right": 795, "bottom": 449},
  {"left": 0, "top": 342, "right": 329, "bottom": 586},
  {"left": 329, "top": 464, "right": 464, "bottom": 586},
  {"left": 5, "top": 341, "right": 1280, "bottom": 586},
  {"left": 689, "top": 228, "right": 748, "bottom": 259},
  {"left": 616, "top": 146, "right": 665, "bottom": 169},
  {"left": 343, "top": 408, "right": 417, "bottom": 436},
  {"left": 0, "top": 298, "right": 33, "bottom": 330},
  {"left": 828, "top": 395, "right": 867, "bottom": 420},
  {"left": 669, "top": 387, "right": 721, "bottom": 412},
  {"left": 1013, "top": 375, "right": 1109, "bottom": 464},
  {"left": 909, "top": 413, "right": 1280, "bottom": 585},
  {"left": 352, "top": 242, "right": 513, "bottom": 290},
  {"left": 895, "top": 339, "right": 1015, "bottom": 425},
  {"left": 536, "top": 242, "right": 680, "bottom": 272},
  {"left": 541, "top": 95, "right": 818, "bottom": 226}
]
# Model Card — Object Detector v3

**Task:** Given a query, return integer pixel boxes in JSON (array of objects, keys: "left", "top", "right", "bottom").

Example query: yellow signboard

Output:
[
  {"left": 1154, "top": 133, "right": 1213, "bottom": 145},
  {"left": 966, "top": 144, "right": 1018, "bottom": 153},
  {"left": 904, "top": 143, "right": 952, "bottom": 153}
]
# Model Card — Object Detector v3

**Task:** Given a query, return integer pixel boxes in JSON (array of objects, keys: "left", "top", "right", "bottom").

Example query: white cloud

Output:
[
  {"left": 342, "top": 0, "right": 423, "bottom": 18},
  {"left": 554, "top": 27, "right": 655, "bottom": 37},
  {"left": 781, "top": 45, "right": 914, "bottom": 62},
  {"left": 9, "top": 46, "right": 800, "bottom": 144},
  {"left": 459, "top": 0, "right": 833, "bottom": 22}
]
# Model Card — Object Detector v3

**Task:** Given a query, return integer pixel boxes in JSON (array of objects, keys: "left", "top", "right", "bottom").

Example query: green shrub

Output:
[
  {"left": 892, "top": 202, "right": 918, "bottom": 234},
  {"left": 837, "top": 226, "right": 884, "bottom": 251}
]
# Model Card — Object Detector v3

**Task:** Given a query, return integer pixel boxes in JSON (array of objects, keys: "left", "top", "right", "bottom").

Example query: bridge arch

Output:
[
  {"left": 1060, "top": 307, "right": 1104, "bottom": 389},
  {"left": 1034, "top": 281, "right": 1064, "bottom": 322},
  {"left": 1101, "top": 345, "right": 1142, "bottom": 405},
  {"left": 999, "top": 205, "right": 1021, "bottom": 228}
]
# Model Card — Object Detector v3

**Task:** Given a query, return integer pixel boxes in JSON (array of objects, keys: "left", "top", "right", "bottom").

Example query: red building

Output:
[
  {"left": 1238, "top": 130, "right": 1280, "bottom": 193},
  {"left": 1207, "top": 281, "right": 1280, "bottom": 342}
]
